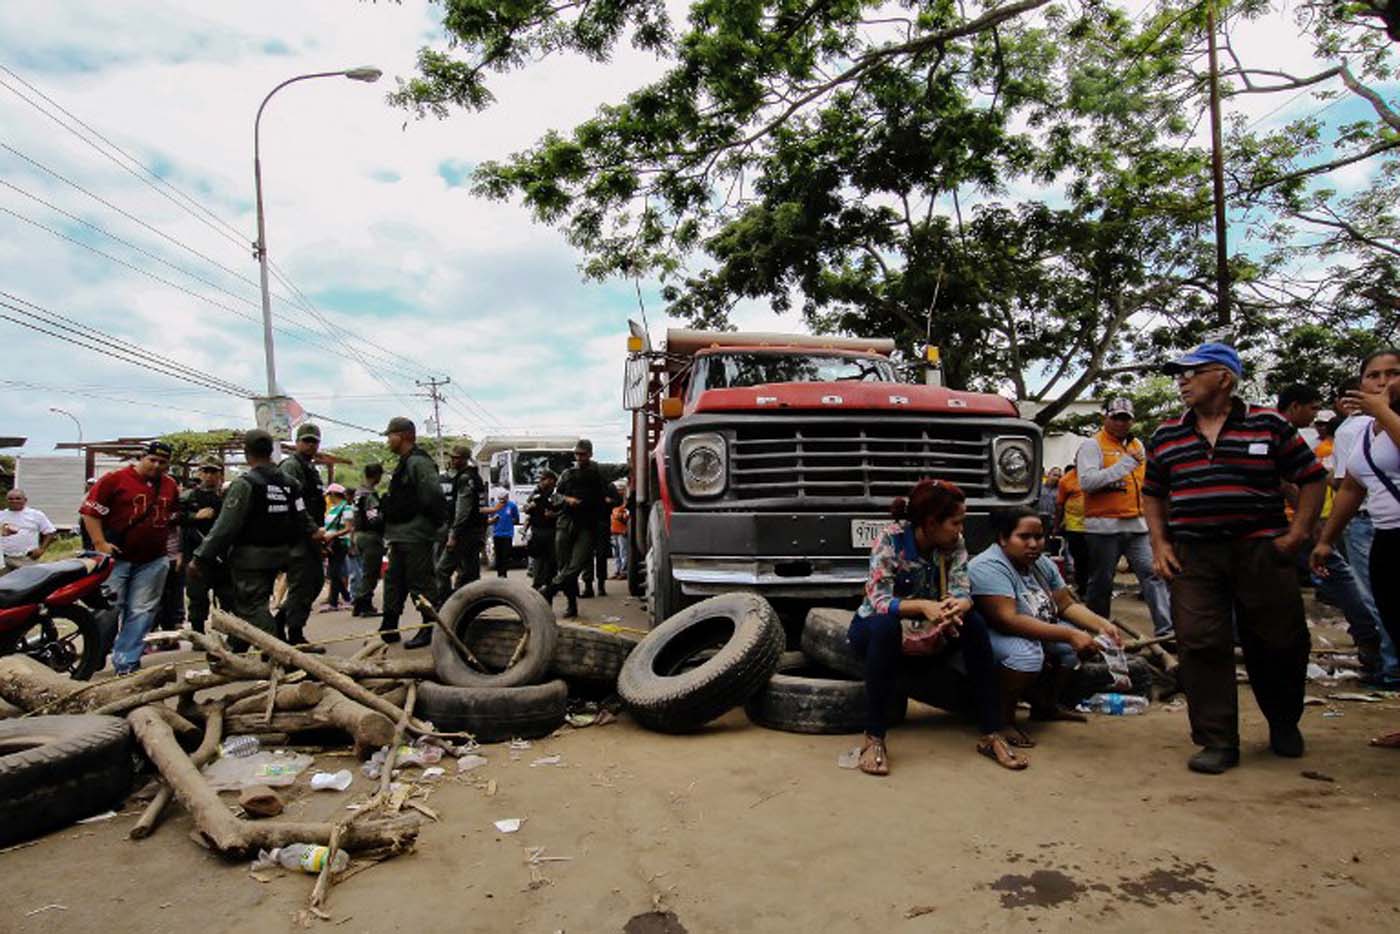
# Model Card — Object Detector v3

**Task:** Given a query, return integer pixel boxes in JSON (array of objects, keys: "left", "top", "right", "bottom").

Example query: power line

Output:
[{"left": 0, "top": 379, "right": 246, "bottom": 420}]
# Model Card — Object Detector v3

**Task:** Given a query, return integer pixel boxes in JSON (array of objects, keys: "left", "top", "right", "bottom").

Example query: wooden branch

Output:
[
  {"left": 224, "top": 682, "right": 325, "bottom": 716},
  {"left": 130, "top": 706, "right": 225, "bottom": 840},
  {"left": 1294, "top": 211, "right": 1400, "bottom": 258},
  {"left": 126, "top": 706, "right": 418, "bottom": 857},
  {"left": 207, "top": 649, "right": 435, "bottom": 682},
  {"left": 210, "top": 609, "right": 425, "bottom": 732},
  {"left": 92, "top": 671, "right": 233, "bottom": 715},
  {"left": 224, "top": 688, "right": 396, "bottom": 759},
  {"left": 0, "top": 656, "right": 176, "bottom": 714}
]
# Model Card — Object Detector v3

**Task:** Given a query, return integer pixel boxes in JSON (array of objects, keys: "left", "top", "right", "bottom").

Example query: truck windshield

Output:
[
  {"left": 513, "top": 451, "right": 577, "bottom": 485},
  {"left": 694, "top": 353, "right": 895, "bottom": 394}
]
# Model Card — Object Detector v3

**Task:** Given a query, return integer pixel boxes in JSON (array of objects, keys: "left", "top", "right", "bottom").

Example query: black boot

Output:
[
  {"left": 403, "top": 621, "right": 433, "bottom": 650},
  {"left": 379, "top": 615, "right": 401, "bottom": 644},
  {"left": 540, "top": 582, "right": 559, "bottom": 605},
  {"left": 288, "top": 630, "right": 326, "bottom": 654},
  {"left": 581, "top": 581, "right": 595, "bottom": 599},
  {"left": 564, "top": 581, "right": 579, "bottom": 619},
  {"left": 597, "top": 579, "right": 607, "bottom": 597}
]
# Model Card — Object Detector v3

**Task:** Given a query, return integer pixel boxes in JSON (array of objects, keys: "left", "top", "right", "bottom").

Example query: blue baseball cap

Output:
[{"left": 1163, "top": 342, "right": 1242, "bottom": 377}]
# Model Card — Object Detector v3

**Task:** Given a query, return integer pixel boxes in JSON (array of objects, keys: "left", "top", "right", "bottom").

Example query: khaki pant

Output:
[
  {"left": 0, "top": 553, "right": 37, "bottom": 577},
  {"left": 1169, "top": 538, "right": 1310, "bottom": 750}
]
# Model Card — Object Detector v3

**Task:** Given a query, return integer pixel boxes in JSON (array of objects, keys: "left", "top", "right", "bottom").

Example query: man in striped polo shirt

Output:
[{"left": 1142, "top": 342, "right": 1326, "bottom": 775}]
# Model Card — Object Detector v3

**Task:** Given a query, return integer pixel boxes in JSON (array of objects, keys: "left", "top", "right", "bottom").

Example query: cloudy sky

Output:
[{"left": 0, "top": 1, "right": 1370, "bottom": 462}]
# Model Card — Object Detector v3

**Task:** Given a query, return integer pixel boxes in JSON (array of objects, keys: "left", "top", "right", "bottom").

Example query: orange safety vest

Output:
[{"left": 1083, "top": 429, "right": 1146, "bottom": 520}]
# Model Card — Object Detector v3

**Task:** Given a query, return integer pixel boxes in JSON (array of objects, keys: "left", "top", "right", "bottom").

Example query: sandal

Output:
[
  {"left": 978, "top": 733, "right": 1029, "bottom": 771},
  {"left": 858, "top": 735, "right": 890, "bottom": 776},
  {"left": 1003, "top": 725, "right": 1036, "bottom": 748},
  {"left": 1369, "top": 730, "right": 1400, "bottom": 749}
]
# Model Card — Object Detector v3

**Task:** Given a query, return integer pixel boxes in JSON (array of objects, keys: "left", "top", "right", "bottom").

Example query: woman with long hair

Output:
[{"left": 847, "top": 478, "right": 1028, "bottom": 776}]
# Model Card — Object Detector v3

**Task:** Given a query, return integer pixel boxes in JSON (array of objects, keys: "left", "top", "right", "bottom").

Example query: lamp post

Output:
[
  {"left": 49, "top": 407, "right": 82, "bottom": 452},
  {"left": 253, "top": 66, "right": 382, "bottom": 397}
]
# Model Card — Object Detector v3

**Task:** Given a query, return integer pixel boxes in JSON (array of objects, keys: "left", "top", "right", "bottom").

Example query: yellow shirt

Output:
[{"left": 1057, "top": 470, "right": 1086, "bottom": 533}]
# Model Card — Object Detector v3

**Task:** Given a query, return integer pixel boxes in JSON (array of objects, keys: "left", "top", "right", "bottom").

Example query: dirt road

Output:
[{"left": 6, "top": 572, "right": 1399, "bottom": 933}]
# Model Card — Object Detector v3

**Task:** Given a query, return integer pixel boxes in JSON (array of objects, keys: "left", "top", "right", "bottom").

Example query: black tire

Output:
[
  {"left": 0, "top": 715, "right": 132, "bottom": 846},
  {"left": 745, "top": 653, "right": 907, "bottom": 735},
  {"left": 799, "top": 606, "right": 864, "bottom": 678},
  {"left": 444, "top": 620, "right": 639, "bottom": 685},
  {"left": 432, "top": 579, "right": 559, "bottom": 688},
  {"left": 416, "top": 679, "right": 568, "bottom": 743},
  {"left": 618, "top": 593, "right": 784, "bottom": 733},
  {"left": 645, "top": 501, "right": 684, "bottom": 629},
  {"left": 2, "top": 605, "right": 103, "bottom": 681}
]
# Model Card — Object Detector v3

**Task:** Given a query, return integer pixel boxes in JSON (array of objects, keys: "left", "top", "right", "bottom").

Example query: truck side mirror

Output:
[{"left": 660, "top": 397, "right": 683, "bottom": 419}]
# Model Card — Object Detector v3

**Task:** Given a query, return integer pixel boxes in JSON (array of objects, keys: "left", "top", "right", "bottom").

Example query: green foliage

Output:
[
  {"left": 157, "top": 429, "right": 240, "bottom": 475},
  {"left": 1263, "top": 325, "right": 1391, "bottom": 398},
  {"left": 1050, "top": 375, "right": 1182, "bottom": 442},
  {"left": 326, "top": 435, "right": 475, "bottom": 484}
]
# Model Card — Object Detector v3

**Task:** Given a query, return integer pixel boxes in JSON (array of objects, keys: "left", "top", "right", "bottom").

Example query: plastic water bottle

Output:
[
  {"left": 272, "top": 844, "right": 349, "bottom": 874},
  {"left": 1083, "top": 692, "right": 1149, "bottom": 716},
  {"left": 219, "top": 735, "right": 260, "bottom": 758}
]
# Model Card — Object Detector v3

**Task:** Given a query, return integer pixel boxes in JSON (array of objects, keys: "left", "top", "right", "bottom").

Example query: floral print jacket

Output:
[{"left": 856, "top": 520, "right": 971, "bottom": 619}]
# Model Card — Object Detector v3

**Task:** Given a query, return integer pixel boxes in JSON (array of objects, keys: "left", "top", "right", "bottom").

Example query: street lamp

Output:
[
  {"left": 49, "top": 407, "right": 82, "bottom": 451},
  {"left": 253, "top": 66, "right": 383, "bottom": 397}
]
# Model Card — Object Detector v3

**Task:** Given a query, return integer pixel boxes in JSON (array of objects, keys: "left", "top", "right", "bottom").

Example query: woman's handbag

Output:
[{"left": 901, "top": 552, "right": 954, "bottom": 656}]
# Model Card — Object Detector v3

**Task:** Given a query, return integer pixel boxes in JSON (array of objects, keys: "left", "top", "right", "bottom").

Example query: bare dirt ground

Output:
[{"left": 5, "top": 570, "right": 1400, "bottom": 934}]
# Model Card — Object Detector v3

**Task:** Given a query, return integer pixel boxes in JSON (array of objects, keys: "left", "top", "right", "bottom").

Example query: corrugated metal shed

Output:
[{"left": 14, "top": 456, "right": 124, "bottom": 532}]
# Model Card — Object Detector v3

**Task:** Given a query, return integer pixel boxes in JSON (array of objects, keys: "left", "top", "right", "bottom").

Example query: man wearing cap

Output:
[
  {"left": 524, "top": 469, "right": 559, "bottom": 590},
  {"left": 191, "top": 430, "right": 320, "bottom": 647},
  {"left": 350, "top": 463, "right": 386, "bottom": 617},
  {"left": 80, "top": 440, "right": 181, "bottom": 674},
  {"left": 277, "top": 422, "right": 326, "bottom": 650},
  {"left": 380, "top": 418, "right": 448, "bottom": 647},
  {"left": 542, "top": 439, "right": 609, "bottom": 618},
  {"left": 434, "top": 443, "right": 486, "bottom": 606},
  {"left": 1074, "top": 397, "right": 1173, "bottom": 637},
  {"left": 1143, "top": 343, "right": 1326, "bottom": 774},
  {"left": 179, "top": 457, "right": 230, "bottom": 633}
]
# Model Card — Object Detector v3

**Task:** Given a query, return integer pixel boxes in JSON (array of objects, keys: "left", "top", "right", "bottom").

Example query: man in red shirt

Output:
[{"left": 80, "top": 441, "right": 180, "bottom": 674}]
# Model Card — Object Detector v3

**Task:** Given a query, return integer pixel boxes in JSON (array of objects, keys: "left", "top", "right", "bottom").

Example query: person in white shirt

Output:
[
  {"left": 1331, "top": 351, "right": 1400, "bottom": 686},
  {"left": 0, "top": 489, "right": 58, "bottom": 575},
  {"left": 1313, "top": 351, "right": 1400, "bottom": 748}
]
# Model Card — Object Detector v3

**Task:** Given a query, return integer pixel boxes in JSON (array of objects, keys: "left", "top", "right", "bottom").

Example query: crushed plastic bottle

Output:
[
  {"left": 251, "top": 844, "right": 349, "bottom": 874},
  {"left": 1082, "top": 692, "right": 1149, "bottom": 716},
  {"left": 309, "top": 769, "right": 353, "bottom": 791},
  {"left": 218, "top": 735, "right": 260, "bottom": 758},
  {"left": 1095, "top": 634, "right": 1133, "bottom": 692}
]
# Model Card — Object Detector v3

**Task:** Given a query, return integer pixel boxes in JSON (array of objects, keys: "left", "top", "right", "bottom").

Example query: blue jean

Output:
[
  {"left": 1085, "top": 531, "right": 1174, "bottom": 636},
  {"left": 848, "top": 610, "right": 1002, "bottom": 737},
  {"left": 1304, "top": 547, "right": 1381, "bottom": 647},
  {"left": 1345, "top": 513, "right": 1399, "bottom": 680},
  {"left": 987, "top": 620, "right": 1081, "bottom": 672},
  {"left": 612, "top": 533, "right": 628, "bottom": 577},
  {"left": 348, "top": 548, "right": 363, "bottom": 599},
  {"left": 107, "top": 556, "right": 170, "bottom": 673}
]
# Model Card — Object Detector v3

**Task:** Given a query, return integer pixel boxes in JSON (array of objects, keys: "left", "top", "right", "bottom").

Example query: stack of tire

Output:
[
  {"left": 617, "top": 597, "right": 902, "bottom": 735},
  {"left": 418, "top": 579, "right": 639, "bottom": 742}
]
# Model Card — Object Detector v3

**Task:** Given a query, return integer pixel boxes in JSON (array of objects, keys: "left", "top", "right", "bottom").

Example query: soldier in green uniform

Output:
[
  {"left": 277, "top": 422, "right": 326, "bottom": 650},
  {"left": 524, "top": 469, "right": 559, "bottom": 591},
  {"left": 435, "top": 444, "right": 485, "bottom": 600},
  {"left": 581, "top": 479, "right": 623, "bottom": 598},
  {"left": 180, "top": 456, "right": 230, "bottom": 633},
  {"left": 350, "top": 462, "right": 385, "bottom": 617},
  {"left": 379, "top": 417, "right": 448, "bottom": 647},
  {"left": 542, "top": 439, "right": 609, "bottom": 619},
  {"left": 190, "top": 430, "right": 320, "bottom": 650}
]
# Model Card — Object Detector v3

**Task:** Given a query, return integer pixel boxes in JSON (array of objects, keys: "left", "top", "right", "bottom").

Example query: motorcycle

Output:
[{"left": 0, "top": 553, "right": 114, "bottom": 680}]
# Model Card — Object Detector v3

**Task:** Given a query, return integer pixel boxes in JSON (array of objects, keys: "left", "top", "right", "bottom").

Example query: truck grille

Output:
[{"left": 728, "top": 422, "right": 993, "bottom": 500}]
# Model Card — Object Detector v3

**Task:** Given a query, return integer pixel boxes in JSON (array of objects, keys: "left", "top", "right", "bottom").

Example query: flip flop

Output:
[
  {"left": 978, "top": 734, "right": 1029, "bottom": 771},
  {"left": 858, "top": 736, "right": 889, "bottom": 776},
  {"left": 1368, "top": 730, "right": 1400, "bottom": 749}
]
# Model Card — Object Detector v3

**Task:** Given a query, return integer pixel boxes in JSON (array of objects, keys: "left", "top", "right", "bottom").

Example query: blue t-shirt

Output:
[
  {"left": 492, "top": 501, "right": 520, "bottom": 538},
  {"left": 968, "top": 545, "right": 1065, "bottom": 624}
]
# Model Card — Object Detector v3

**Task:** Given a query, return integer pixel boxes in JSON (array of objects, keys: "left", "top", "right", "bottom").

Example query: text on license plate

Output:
[{"left": 850, "top": 519, "right": 886, "bottom": 550}]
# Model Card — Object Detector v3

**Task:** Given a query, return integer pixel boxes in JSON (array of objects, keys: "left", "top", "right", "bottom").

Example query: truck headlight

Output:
[
  {"left": 993, "top": 436, "right": 1034, "bottom": 495},
  {"left": 679, "top": 433, "right": 726, "bottom": 497}
]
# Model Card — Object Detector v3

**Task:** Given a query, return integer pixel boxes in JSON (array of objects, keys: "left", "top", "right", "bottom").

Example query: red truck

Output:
[{"left": 623, "top": 324, "right": 1042, "bottom": 626}]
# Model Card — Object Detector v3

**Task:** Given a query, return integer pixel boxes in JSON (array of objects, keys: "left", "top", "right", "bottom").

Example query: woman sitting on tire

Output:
[
  {"left": 970, "top": 507, "right": 1122, "bottom": 748},
  {"left": 847, "top": 478, "right": 1027, "bottom": 776}
]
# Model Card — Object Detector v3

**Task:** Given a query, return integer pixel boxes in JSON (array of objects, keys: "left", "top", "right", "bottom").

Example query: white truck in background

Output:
[{"left": 473, "top": 436, "right": 580, "bottom": 563}]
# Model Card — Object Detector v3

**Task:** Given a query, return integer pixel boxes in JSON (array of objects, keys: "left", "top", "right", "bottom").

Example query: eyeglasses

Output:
[{"left": 1173, "top": 366, "right": 1229, "bottom": 382}]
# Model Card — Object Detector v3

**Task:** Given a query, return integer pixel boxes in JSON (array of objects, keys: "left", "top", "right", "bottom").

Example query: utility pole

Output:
[
  {"left": 1205, "top": 0, "right": 1231, "bottom": 327},
  {"left": 415, "top": 377, "right": 451, "bottom": 470}
]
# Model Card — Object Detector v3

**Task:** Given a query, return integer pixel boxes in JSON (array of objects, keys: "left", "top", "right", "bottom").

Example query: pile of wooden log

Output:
[{"left": 0, "top": 608, "right": 455, "bottom": 879}]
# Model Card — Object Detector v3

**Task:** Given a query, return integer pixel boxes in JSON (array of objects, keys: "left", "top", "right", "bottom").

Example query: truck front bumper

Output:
[{"left": 667, "top": 510, "right": 993, "bottom": 597}]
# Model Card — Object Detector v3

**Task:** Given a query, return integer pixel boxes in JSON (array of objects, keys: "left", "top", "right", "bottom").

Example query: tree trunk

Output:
[
  {"left": 0, "top": 656, "right": 176, "bottom": 713},
  {"left": 224, "top": 688, "right": 396, "bottom": 758}
]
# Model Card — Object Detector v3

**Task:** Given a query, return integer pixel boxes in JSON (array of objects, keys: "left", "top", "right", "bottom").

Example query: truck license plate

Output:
[{"left": 850, "top": 519, "right": 886, "bottom": 550}]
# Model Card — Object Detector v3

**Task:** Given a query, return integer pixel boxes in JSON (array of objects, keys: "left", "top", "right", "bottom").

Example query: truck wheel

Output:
[
  {"left": 799, "top": 607, "right": 865, "bottom": 678},
  {"left": 436, "top": 620, "right": 638, "bottom": 686},
  {"left": 416, "top": 680, "right": 568, "bottom": 743},
  {"left": 432, "top": 579, "right": 559, "bottom": 688},
  {"left": 645, "top": 501, "right": 684, "bottom": 629},
  {"left": 618, "top": 593, "right": 784, "bottom": 733},
  {"left": 0, "top": 715, "right": 132, "bottom": 846},
  {"left": 745, "top": 653, "right": 907, "bottom": 735}
]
